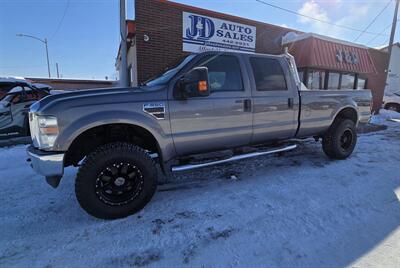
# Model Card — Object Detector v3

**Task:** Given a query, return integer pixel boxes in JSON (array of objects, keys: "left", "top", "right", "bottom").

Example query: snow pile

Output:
[{"left": 370, "top": 109, "right": 400, "bottom": 124}]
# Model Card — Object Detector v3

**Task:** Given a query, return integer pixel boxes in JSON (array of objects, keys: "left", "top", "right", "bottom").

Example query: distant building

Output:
[
  {"left": 379, "top": 43, "right": 400, "bottom": 95},
  {"left": 116, "top": 0, "right": 389, "bottom": 111},
  {"left": 25, "top": 77, "right": 116, "bottom": 90}
]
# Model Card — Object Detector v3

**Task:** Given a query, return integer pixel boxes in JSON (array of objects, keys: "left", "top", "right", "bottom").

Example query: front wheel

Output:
[
  {"left": 75, "top": 142, "right": 157, "bottom": 219},
  {"left": 322, "top": 119, "right": 357, "bottom": 160}
]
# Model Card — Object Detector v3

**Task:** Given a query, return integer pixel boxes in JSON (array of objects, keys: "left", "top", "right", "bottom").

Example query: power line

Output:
[
  {"left": 255, "top": 0, "right": 389, "bottom": 36},
  {"left": 366, "top": 22, "right": 393, "bottom": 45},
  {"left": 353, "top": 0, "right": 392, "bottom": 42},
  {"left": 50, "top": 0, "right": 70, "bottom": 40}
]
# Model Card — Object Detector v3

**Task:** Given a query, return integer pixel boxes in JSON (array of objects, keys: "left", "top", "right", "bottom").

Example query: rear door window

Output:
[{"left": 250, "top": 57, "right": 287, "bottom": 91}]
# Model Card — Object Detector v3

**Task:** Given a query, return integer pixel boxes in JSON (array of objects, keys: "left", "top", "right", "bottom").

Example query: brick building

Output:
[{"left": 116, "top": 0, "right": 389, "bottom": 111}]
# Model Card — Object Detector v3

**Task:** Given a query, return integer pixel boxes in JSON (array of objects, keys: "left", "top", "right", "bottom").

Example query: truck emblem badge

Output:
[{"left": 143, "top": 103, "right": 165, "bottom": 120}]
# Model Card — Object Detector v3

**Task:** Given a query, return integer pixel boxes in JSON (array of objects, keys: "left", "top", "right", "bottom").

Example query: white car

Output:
[{"left": 383, "top": 91, "right": 400, "bottom": 112}]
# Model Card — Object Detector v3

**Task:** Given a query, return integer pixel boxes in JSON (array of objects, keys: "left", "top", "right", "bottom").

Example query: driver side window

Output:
[{"left": 196, "top": 55, "right": 243, "bottom": 92}]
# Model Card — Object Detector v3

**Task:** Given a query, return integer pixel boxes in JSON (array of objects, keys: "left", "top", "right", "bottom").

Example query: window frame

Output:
[
  {"left": 194, "top": 54, "right": 245, "bottom": 93},
  {"left": 249, "top": 56, "right": 289, "bottom": 92}
]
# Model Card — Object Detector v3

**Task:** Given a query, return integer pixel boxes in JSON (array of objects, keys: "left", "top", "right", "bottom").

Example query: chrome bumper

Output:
[{"left": 27, "top": 145, "right": 65, "bottom": 179}]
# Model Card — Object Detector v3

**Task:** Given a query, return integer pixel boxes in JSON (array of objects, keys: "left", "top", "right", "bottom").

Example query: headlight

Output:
[{"left": 30, "top": 114, "right": 59, "bottom": 150}]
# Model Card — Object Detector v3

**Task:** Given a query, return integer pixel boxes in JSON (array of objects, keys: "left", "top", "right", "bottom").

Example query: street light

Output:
[{"left": 16, "top": 33, "right": 51, "bottom": 78}]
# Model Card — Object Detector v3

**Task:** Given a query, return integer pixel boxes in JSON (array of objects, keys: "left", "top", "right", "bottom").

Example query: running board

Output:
[{"left": 171, "top": 144, "right": 297, "bottom": 172}]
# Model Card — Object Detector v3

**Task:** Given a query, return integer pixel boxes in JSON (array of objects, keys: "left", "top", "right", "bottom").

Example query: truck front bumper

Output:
[{"left": 27, "top": 145, "right": 65, "bottom": 188}]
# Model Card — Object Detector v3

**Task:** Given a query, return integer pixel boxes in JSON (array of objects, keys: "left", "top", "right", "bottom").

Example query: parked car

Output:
[
  {"left": 0, "top": 80, "right": 50, "bottom": 139},
  {"left": 0, "top": 77, "right": 29, "bottom": 99},
  {"left": 383, "top": 91, "right": 400, "bottom": 112},
  {"left": 27, "top": 51, "right": 372, "bottom": 219}
]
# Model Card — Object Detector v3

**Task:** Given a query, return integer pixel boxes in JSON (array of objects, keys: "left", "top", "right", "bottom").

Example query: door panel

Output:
[
  {"left": 169, "top": 93, "right": 252, "bottom": 155},
  {"left": 0, "top": 105, "right": 12, "bottom": 130},
  {"left": 249, "top": 57, "right": 299, "bottom": 143},
  {"left": 169, "top": 54, "right": 252, "bottom": 156}
]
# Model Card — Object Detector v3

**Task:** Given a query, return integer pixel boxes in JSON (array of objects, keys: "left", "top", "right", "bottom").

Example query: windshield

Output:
[{"left": 144, "top": 55, "right": 195, "bottom": 87}]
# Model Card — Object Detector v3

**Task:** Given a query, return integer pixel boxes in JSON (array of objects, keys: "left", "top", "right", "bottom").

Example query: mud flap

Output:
[{"left": 46, "top": 176, "right": 62, "bottom": 188}]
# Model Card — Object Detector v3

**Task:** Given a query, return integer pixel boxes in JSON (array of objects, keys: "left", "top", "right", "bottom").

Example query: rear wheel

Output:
[
  {"left": 322, "top": 119, "right": 357, "bottom": 160},
  {"left": 75, "top": 142, "right": 157, "bottom": 219}
]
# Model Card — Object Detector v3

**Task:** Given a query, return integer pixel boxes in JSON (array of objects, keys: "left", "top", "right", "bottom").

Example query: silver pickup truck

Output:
[{"left": 27, "top": 52, "right": 371, "bottom": 219}]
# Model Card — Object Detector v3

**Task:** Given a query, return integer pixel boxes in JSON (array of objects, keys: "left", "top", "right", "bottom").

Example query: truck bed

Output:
[{"left": 297, "top": 89, "right": 372, "bottom": 137}]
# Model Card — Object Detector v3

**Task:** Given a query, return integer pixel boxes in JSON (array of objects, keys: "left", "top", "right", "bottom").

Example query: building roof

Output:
[
  {"left": 376, "top": 42, "right": 400, "bottom": 51},
  {"left": 25, "top": 77, "right": 116, "bottom": 90},
  {"left": 25, "top": 77, "right": 114, "bottom": 84},
  {"left": 284, "top": 35, "right": 377, "bottom": 74},
  {"left": 282, "top": 32, "right": 367, "bottom": 49}
]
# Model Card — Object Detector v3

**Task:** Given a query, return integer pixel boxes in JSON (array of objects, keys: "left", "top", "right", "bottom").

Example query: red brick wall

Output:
[{"left": 134, "top": 0, "right": 296, "bottom": 83}]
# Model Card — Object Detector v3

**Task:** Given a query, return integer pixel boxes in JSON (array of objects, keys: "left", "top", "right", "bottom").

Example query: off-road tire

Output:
[
  {"left": 322, "top": 119, "right": 357, "bottom": 160},
  {"left": 75, "top": 142, "right": 157, "bottom": 219}
]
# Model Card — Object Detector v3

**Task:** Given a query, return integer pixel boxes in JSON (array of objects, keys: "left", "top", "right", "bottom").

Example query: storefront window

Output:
[
  {"left": 327, "top": 72, "right": 340, "bottom": 89},
  {"left": 307, "top": 70, "right": 325, "bottom": 90},
  {"left": 298, "top": 70, "right": 304, "bottom": 83},
  {"left": 357, "top": 78, "right": 366, "bottom": 89},
  {"left": 341, "top": 73, "right": 355, "bottom": 89}
]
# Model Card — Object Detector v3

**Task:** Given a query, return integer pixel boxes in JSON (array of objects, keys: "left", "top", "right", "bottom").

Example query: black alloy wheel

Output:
[
  {"left": 322, "top": 119, "right": 357, "bottom": 160},
  {"left": 95, "top": 162, "right": 144, "bottom": 206},
  {"left": 75, "top": 143, "right": 157, "bottom": 219},
  {"left": 339, "top": 129, "right": 354, "bottom": 151}
]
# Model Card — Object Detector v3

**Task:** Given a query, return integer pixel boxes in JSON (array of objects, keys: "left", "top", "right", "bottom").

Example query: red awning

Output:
[{"left": 286, "top": 36, "right": 377, "bottom": 74}]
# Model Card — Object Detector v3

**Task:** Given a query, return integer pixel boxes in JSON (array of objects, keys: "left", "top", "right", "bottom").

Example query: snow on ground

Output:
[
  {"left": 370, "top": 109, "right": 400, "bottom": 124},
  {"left": 1, "top": 112, "right": 400, "bottom": 267}
]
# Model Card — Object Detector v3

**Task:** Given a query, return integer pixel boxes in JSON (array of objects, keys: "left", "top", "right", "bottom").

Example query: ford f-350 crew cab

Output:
[{"left": 27, "top": 52, "right": 371, "bottom": 219}]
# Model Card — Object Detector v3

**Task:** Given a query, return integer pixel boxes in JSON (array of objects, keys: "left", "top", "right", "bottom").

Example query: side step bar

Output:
[{"left": 171, "top": 144, "right": 297, "bottom": 172}]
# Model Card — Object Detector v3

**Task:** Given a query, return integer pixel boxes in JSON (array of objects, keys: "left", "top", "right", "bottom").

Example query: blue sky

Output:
[{"left": 0, "top": 0, "right": 398, "bottom": 80}]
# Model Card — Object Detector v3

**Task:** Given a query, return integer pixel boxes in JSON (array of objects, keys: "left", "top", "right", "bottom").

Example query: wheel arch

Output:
[
  {"left": 57, "top": 111, "right": 171, "bottom": 167},
  {"left": 331, "top": 106, "right": 359, "bottom": 126},
  {"left": 63, "top": 122, "right": 164, "bottom": 168}
]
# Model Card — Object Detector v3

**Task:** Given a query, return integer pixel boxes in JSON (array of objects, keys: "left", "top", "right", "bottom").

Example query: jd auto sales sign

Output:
[{"left": 182, "top": 12, "right": 256, "bottom": 53}]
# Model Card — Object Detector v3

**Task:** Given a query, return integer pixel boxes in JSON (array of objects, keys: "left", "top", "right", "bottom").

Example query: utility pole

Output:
[
  {"left": 388, "top": 0, "right": 399, "bottom": 59},
  {"left": 16, "top": 34, "right": 51, "bottom": 78},
  {"left": 44, "top": 38, "right": 51, "bottom": 78},
  {"left": 119, "top": 0, "right": 129, "bottom": 87},
  {"left": 56, "top": 63, "right": 60, "bottom": 78}
]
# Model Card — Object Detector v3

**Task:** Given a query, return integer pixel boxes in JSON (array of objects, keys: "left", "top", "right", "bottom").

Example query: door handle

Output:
[
  {"left": 244, "top": 99, "right": 252, "bottom": 112},
  {"left": 288, "top": 98, "right": 294, "bottom": 109},
  {"left": 0, "top": 112, "right": 10, "bottom": 116}
]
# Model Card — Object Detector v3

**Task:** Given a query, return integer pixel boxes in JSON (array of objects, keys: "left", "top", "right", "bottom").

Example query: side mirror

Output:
[{"left": 175, "top": 67, "right": 210, "bottom": 99}]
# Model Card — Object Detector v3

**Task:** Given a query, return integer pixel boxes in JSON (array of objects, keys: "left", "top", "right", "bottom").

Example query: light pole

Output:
[
  {"left": 16, "top": 33, "right": 51, "bottom": 78},
  {"left": 119, "top": 0, "right": 128, "bottom": 87}
]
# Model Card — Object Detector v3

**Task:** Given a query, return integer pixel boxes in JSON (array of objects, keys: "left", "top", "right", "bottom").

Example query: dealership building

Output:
[{"left": 116, "top": 0, "right": 389, "bottom": 111}]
